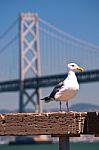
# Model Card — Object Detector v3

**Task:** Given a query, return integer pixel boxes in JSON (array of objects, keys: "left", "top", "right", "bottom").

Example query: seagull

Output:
[{"left": 41, "top": 63, "right": 84, "bottom": 112}]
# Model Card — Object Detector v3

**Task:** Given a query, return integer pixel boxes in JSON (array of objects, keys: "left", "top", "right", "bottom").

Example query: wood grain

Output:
[{"left": 0, "top": 112, "right": 99, "bottom": 136}]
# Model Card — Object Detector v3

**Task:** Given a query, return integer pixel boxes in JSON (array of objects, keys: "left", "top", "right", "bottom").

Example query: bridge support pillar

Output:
[{"left": 19, "top": 13, "right": 41, "bottom": 112}]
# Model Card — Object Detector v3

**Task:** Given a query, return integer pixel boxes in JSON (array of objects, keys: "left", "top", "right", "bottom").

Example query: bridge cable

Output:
[
  {"left": 0, "top": 34, "right": 18, "bottom": 55},
  {"left": 0, "top": 18, "right": 18, "bottom": 41},
  {"left": 39, "top": 17, "right": 99, "bottom": 50}
]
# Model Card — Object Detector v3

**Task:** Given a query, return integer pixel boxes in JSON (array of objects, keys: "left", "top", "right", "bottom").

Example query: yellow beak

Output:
[{"left": 77, "top": 66, "right": 84, "bottom": 72}]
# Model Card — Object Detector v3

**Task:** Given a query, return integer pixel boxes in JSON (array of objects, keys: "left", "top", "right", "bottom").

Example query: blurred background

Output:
[{"left": 0, "top": 0, "right": 99, "bottom": 149}]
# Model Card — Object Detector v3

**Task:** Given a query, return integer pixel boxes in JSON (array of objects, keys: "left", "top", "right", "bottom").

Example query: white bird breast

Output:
[{"left": 54, "top": 87, "right": 78, "bottom": 102}]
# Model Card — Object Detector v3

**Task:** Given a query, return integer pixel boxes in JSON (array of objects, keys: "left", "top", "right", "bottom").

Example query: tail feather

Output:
[{"left": 41, "top": 96, "right": 52, "bottom": 103}]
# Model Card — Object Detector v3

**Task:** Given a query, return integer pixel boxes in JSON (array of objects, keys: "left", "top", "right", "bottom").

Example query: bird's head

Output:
[{"left": 67, "top": 63, "right": 84, "bottom": 72}]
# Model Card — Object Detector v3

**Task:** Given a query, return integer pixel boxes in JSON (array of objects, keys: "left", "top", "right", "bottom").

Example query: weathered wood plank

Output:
[
  {"left": 0, "top": 112, "right": 99, "bottom": 136},
  {"left": 0, "top": 112, "right": 86, "bottom": 136}
]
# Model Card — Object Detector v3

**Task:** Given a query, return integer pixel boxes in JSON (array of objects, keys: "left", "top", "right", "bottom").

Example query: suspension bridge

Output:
[{"left": 0, "top": 12, "right": 99, "bottom": 113}]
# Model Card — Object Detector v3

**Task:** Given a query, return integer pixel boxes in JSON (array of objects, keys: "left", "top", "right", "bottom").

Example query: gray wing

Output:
[{"left": 49, "top": 82, "right": 64, "bottom": 99}]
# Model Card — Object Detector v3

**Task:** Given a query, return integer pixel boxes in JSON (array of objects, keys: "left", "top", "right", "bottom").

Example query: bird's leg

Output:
[
  {"left": 59, "top": 101, "right": 62, "bottom": 112},
  {"left": 66, "top": 101, "right": 69, "bottom": 112}
]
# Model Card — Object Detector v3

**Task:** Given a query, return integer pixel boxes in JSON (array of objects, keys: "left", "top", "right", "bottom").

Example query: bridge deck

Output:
[{"left": 0, "top": 70, "right": 99, "bottom": 92}]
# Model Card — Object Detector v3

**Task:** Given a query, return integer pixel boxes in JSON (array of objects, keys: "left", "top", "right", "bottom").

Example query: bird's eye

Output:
[{"left": 71, "top": 65, "right": 74, "bottom": 67}]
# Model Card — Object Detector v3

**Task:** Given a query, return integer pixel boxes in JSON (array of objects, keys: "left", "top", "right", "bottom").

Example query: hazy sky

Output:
[
  {"left": 0, "top": 0, "right": 99, "bottom": 111},
  {"left": 0, "top": 0, "right": 99, "bottom": 44}
]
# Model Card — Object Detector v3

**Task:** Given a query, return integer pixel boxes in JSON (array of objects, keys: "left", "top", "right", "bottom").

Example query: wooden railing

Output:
[{"left": 0, "top": 112, "right": 99, "bottom": 150}]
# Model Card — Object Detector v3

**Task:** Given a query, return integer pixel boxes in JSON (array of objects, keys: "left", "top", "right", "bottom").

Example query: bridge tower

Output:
[{"left": 19, "top": 13, "right": 41, "bottom": 112}]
